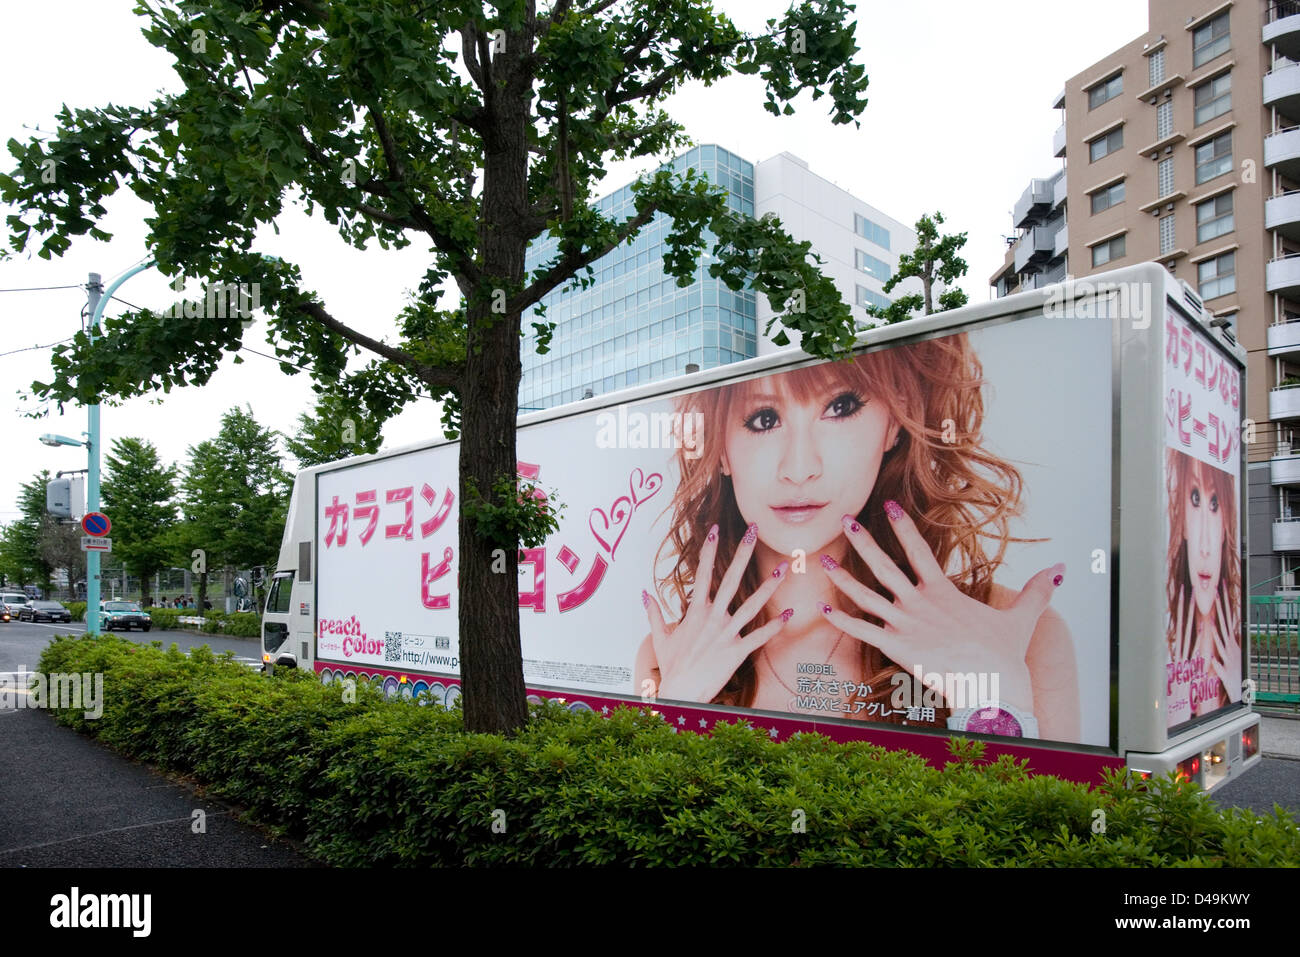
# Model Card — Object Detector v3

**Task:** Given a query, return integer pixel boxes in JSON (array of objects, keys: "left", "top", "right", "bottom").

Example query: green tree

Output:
[
  {"left": 9, "top": 472, "right": 56, "bottom": 594},
  {"left": 285, "top": 391, "right": 383, "bottom": 469},
  {"left": 3, "top": 0, "right": 870, "bottom": 732},
  {"left": 174, "top": 407, "right": 290, "bottom": 611},
  {"left": 101, "top": 437, "right": 179, "bottom": 606},
  {"left": 863, "top": 211, "right": 969, "bottom": 326}
]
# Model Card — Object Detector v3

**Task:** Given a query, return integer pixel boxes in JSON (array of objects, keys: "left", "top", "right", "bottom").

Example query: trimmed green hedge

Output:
[
  {"left": 56, "top": 602, "right": 260, "bottom": 637},
  {"left": 37, "top": 634, "right": 1300, "bottom": 867}
]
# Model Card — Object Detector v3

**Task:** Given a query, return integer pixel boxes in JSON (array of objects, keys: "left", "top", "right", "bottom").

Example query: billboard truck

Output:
[{"left": 262, "top": 262, "right": 1261, "bottom": 791}]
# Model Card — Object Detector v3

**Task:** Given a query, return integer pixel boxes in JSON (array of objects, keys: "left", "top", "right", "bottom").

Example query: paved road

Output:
[{"left": 0, "top": 620, "right": 310, "bottom": 867}]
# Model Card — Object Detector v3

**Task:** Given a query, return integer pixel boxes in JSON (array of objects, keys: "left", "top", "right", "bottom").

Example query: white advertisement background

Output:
[{"left": 316, "top": 311, "right": 1113, "bottom": 747}]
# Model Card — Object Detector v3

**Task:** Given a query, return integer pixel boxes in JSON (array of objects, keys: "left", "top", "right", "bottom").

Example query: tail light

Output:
[
  {"left": 1175, "top": 754, "right": 1201, "bottom": 784},
  {"left": 1243, "top": 725, "right": 1259, "bottom": 760}
]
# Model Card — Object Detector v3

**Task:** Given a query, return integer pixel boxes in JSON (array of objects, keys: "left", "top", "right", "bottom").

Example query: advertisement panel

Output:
[
  {"left": 316, "top": 311, "right": 1113, "bottom": 747},
  {"left": 1162, "top": 303, "right": 1244, "bottom": 731}
]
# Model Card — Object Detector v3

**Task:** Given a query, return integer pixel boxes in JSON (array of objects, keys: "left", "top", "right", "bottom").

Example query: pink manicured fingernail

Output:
[
  {"left": 706, "top": 524, "right": 718, "bottom": 543},
  {"left": 884, "top": 500, "right": 904, "bottom": 522},
  {"left": 841, "top": 514, "right": 861, "bottom": 533},
  {"left": 780, "top": 608, "right": 794, "bottom": 623},
  {"left": 773, "top": 561, "right": 789, "bottom": 578},
  {"left": 1053, "top": 572, "right": 1064, "bottom": 587},
  {"left": 819, "top": 602, "right": 832, "bottom": 615},
  {"left": 742, "top": 523, "right": 758, "bottom": 545},
  {"left": 820, "top": 554, "right": 838, "bottom": 571},
  {"left": 642, "top": 589, "right": 652, "bottom": 608}
]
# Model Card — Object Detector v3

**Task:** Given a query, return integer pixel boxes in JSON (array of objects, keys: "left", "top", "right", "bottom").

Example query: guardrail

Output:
[{"left": 1248, "top": 596, "right": 1300, "bottom": 713}]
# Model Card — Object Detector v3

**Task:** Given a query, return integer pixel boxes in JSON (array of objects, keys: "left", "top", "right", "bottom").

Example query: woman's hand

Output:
[
  {"left": 643, "top": 522, "right": 792, "bottom": 703},
  {"left": 1209, "top": 582, "right": 1242, "bottom": 704},
  {"left": 819, "top": 503, "right": 1062, "bottom": 713}
]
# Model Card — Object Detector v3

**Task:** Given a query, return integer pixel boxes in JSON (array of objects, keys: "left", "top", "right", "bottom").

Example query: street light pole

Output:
[{"left": 84, "top": 261, "right": 154, "bottom": 635}]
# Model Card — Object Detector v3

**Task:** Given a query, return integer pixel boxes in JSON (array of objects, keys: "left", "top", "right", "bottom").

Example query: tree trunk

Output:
[{"left": 457, "top": 29, "right": 531, "bottom": 735}]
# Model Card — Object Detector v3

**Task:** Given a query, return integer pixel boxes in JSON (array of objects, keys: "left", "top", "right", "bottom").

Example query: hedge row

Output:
[
  {"left": 37, "top": 635, "right": 1300, "bottom": 867},
  {"left": 57, "top": 603, "right": 260, "bottom": 637}
]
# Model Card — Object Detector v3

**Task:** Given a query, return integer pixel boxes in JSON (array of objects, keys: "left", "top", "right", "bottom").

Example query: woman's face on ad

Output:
[
  {"left": 1183, "top": 460, "right": 1226, "bottom": 618},
  {"left": 721, "top": 374, "right": 898, "bottom": 558}
]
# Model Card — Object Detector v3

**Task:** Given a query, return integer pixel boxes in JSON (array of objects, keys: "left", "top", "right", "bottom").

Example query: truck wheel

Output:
[{"left": 142, "top": 625, "right": 151, "bottom": 632}]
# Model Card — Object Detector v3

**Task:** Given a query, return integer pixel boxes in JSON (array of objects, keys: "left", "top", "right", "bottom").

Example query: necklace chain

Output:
[{"left": 762, "top": 630, "right": 846, "bottom": 696}]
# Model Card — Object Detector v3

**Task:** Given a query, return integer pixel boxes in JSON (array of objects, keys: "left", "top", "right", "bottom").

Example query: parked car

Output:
[
  {"left": 18, "top": 601, "right": 72, "bottom": 624},
  {"left": 99, "top": 601, "right": 151, "bottom": 632},
  {"left": 1, "top": 593, "right": 30, "bottom": 620}
]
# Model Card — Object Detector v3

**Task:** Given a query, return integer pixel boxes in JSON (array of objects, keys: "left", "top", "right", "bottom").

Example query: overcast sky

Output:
[{"left": 0, "top": 0, "right": 1149, "bottom": 522}]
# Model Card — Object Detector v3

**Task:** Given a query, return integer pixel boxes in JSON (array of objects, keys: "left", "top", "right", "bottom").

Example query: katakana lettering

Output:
[
  {"left": 354, "top": 490, "right": 379, "bottom": 545},
  {"left": 421, "top": 546, "right": 454, "bottom": 610},
  {"left": 555, "top": 544, "right": 609, "bottom": 613},
  {"left": 518, "top": 547, "right": 545, "bottom": 613},
  {"left": 385, "top": 486, "right": 414, "bottom": 540},
  {"left": 419, "top": 484, "right": 455, "bottom": 538},
  {"left": 324, "top": 495, "right": 349, "bottom": 547}
]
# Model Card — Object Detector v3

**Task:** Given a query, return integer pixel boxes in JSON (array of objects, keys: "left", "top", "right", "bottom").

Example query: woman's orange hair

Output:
[{"left": 653, "top": 333, "right": 1030, "bottom": 725}]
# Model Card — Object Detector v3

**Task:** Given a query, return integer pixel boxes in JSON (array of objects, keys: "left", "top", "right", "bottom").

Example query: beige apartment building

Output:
[{"left": 991, "top": 0, "right": 1300, "bottom": 596}]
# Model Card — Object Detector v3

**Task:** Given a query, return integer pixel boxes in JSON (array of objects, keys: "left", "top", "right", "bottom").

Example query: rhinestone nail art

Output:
[
  {"left": 820, "top": 554, "right": 838, "bottom": 571},
  {"left": 884, "top": 500, "right": 904, "bottom": 522},
  {"left": 742, "top": 523, "right": 758, "bottom": 545}
]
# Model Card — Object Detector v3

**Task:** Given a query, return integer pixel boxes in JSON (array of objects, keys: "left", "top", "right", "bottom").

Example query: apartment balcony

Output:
[
  {"left": 1267, "top": 189, "right": 1300, "bottom": 242},
  {"left": 1265, "top": 126, "right": 1300, "bottom": 180},
  {"left": 1272, "top": 453, "right": 1300, "bottom": 485},
  {"left": 1053, "top": 123, "right": 1067, "bottom": 158},
  {"left": 1264, "top": 2, "right": 1300, "bottom": 60},
  {"left": 1012, "top": 225, "right": 1056, "bottom": 273},
  {"left": 1274, "top": 517, "right": 1300, "bottom": 551},
  {"left": 1054, "top": 223, "right": 1069, "bottom": 259},
  {"left": 1270, "top": 382, "right": 1300, "bottom": 419},
  {"left": 1053, "top": 172, "right": 1068, "bottom": 209},
  {"left": 1269, "top": 316, "right": 1300, "bottom": 356},
  {"left": 1013, "top": 179, "right": 1054, "bottom": 228},
  {"left": 1268, "top": 253, "right": 1300, "bottom": 299},
  {"left": 1265, "top": 64, "right": 1300, "bottom": 121}
]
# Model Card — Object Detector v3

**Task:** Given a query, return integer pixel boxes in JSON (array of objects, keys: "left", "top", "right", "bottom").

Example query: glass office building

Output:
[{"left": 520, "top": 145, "right": 759, "bottom": 411}]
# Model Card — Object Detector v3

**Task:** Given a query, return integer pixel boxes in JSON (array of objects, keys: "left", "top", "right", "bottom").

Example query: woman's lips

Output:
[{"left": 771, "top": 502, "right": 828, "bottom": 524}]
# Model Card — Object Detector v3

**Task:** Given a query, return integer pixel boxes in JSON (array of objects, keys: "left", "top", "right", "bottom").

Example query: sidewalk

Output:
[{"left": 1262, "top": 714, "right": 1300, "bottom": 760}]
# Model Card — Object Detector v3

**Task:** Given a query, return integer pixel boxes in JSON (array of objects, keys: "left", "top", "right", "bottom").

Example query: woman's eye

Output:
[
  {"left": 825, "top": 392, "right": 864, "bottom": 419},
  {"left": 1210, "top": 493, "right": 1219, "bottom": 512},
  {"left": 743, "top": 408, "right": 780, "bottom": 432},
  {"left": 1190, "top": 487, "right": 1201, "bottom": 507}
]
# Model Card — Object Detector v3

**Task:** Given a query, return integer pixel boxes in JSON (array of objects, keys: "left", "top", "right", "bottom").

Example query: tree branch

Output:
[
  {"left": 511, "top": 200, "right": 658, "bottom": 312},
  {"left": 292, "top": 301, "right": 463, "bottom": 391}
]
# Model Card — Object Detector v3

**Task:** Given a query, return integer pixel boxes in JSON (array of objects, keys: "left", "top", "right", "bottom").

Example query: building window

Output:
[
  {"left": 1157, "top": 101, "right": 1173, "bottom": 140},
  {"left": 1196, "top": 192, "right": 1234, "bottom": 243},
  {"left": 1198, "top": 251, "right": 1235, "bottom": 299},
  {"left": 855, "top": 249, "right": 891, "bottom": 282},
  {"left": 1160, "top": 214, "right": 1176, "bottom": 255},
  {"left": 1193, "top": 72, "right": 1231, "bottom": 126},
  {"left": 1091, "top": 180, "right": 1126, "bottom": 213},
  {"left": 856, "top": 285, "right": 891, "bottom": 311},
  {"left": 1194, "top": 131, "right": 1232, "bottom": 184},
  {"left": 1158, "top": 157, "right": 1174, "bottom": 198},
  {"left": 854, "top": 213, "right": 890, "bottom": 250},
  {"left": 1192, "top": 11, "right": 1230, "bottom": 69},
  {"left": 1089, "top": 126, "right": 1123, "bottom": 162},
  {"left": 1148, "top": 48, "right": 1166, "bottom": 89},
  {"left": 1088, "top": 72, "right": 1123, "bottom": 110},
  {"left": 1092, "top": 234, "right": 1126, "bottom": 267}
]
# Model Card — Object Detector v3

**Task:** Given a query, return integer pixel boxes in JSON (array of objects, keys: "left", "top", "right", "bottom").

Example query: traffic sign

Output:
[
  {"left": 81, "top": 536, "right": 112, "bottom": 553},
  {"left": 82, "top": 512, "right": 111, "bottom": 536}
]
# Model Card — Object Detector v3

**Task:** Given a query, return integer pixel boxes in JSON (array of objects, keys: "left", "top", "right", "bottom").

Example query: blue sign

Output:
[{"left": 82, "top": 512, "right": 111, "bottom": 537}]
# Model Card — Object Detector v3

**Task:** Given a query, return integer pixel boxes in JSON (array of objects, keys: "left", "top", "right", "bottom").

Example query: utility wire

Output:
[
  {"left": 0, "top": 337, "right": 75, "bottom": 358},
  {"left": 0, "top": 284, "right": 83, "bottom": 293}
]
